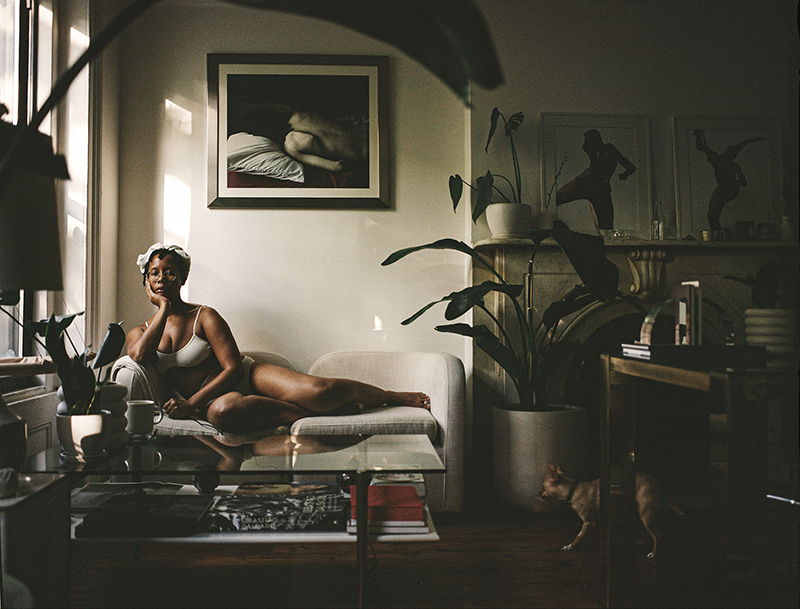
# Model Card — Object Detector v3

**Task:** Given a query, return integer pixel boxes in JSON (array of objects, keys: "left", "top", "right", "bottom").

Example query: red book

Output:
[{"left": 349, "top": 485, "right": 424, "bottom": 522}]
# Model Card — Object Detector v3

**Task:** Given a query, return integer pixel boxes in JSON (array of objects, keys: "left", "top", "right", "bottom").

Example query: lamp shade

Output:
[{"left": 0, "top": 118, "right": 67, "bottom": 294}]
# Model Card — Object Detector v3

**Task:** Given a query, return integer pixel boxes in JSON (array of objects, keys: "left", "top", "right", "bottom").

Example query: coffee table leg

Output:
[{"left": 356, "top": 471, "right": 369, "bottom": 608}]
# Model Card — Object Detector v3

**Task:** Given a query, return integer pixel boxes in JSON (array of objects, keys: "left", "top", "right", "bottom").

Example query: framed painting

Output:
[
  {"left": 672, "top": 116, "right": 783, "bottom": 238},
  {"left": 540, "top": 113, "right": 651, "bottom": 238},
  {"left": 207, "top": 54, "right": 389, "bottom": 208}
]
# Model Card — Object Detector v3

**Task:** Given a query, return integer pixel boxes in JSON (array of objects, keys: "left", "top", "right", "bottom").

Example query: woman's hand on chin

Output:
[
  {"left": 163, "top": 397, "right": 196, "bottom": 419},
  {"left": 146, "top": 280, "right": 171, "bottom": 308}
]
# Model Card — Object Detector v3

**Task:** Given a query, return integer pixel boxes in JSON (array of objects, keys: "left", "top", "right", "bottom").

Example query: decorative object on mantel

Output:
[
  {"left": 450, "top": 108, "right": 532, "bottom": 238},
  {"left": 724, "top": 258, "right": 799, "bottom": 369},
  {"left": 779, "top": 215, "right": 798, "bottom": 243},
  {"left": 383, "top": 228, "right": 643, "bottom": 511},
  {"left": 540, "top": 113, "right": 651, "bottom": 238},
  {"left": 673, "top": 116, "right": 783, "bottom": 240}
]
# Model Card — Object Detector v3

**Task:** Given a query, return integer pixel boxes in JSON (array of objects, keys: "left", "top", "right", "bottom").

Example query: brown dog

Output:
[{"left": 539, "top": 464, "right": 684, "bottom": 558}]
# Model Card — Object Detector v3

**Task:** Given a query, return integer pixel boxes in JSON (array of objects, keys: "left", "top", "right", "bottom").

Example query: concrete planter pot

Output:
[
  {"left": 492, "top": 404, "right": 587, "bottom": 513},
  {"left": 485, "top": 203, "right": 531, "bottom": 238}
]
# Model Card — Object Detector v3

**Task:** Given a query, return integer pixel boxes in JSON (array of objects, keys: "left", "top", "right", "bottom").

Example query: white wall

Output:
[{"left": 112, "top": 2, "right": 472, "bottom": 373}]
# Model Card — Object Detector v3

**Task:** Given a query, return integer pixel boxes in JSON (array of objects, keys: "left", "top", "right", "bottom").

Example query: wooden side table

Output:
[{"left": 600, "top": 354, "right": 798, "bottom": 607}]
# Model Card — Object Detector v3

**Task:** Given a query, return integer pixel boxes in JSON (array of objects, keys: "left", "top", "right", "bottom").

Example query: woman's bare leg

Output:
[
  {"left": 206, "top": 392, "right": 309, "bottom": 434},
  {"left": 250, "top": 363, "right": 430, "bottom": 414}
]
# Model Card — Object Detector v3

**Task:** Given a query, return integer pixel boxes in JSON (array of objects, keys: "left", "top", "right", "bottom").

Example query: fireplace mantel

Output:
[
  {"left": 471, "top": 237, "right": 798, "bottom": 408},
  {"left": 474, "top": 237, "right": 799, "bottom": 305}
]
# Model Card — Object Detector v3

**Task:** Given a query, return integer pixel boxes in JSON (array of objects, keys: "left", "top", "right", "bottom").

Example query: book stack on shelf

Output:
[
  {"left": 622, "top": 280, "right": 767, "bottom": 369},
  {"left": 673, "top": 281, "right": 702, "bottom": 346},
  {"left": 621, "top": 343, "right": 768, "bottom": 368},
  {"left": 348, "top": 484, "right": 429, "bottom": 534}
]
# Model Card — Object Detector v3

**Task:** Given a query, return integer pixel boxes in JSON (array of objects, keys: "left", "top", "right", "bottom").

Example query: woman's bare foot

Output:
[{"left": 387, "top": 391, "right": 431, "bottom": 409}]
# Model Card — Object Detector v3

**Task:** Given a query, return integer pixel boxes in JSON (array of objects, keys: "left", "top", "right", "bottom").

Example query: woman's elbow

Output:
[{"left": 127, "top": 347, "right": 149, "bottom": 366}]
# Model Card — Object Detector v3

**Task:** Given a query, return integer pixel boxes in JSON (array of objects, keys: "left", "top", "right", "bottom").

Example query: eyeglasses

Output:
[{"left": 146, "top": 269, "right": 179, "bottom": 281}]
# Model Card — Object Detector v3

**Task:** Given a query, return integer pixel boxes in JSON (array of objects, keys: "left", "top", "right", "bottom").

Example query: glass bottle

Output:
[{"left": 651, "top": 200, "right": 665, "bottom": 240}]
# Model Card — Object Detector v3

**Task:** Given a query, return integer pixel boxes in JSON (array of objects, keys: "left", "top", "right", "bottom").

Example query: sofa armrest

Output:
[
  {"left": 307, "top": 351, "right": 465, "bottom": 511},
  {"left": 110, "top": 355, "right": 174, "bottom": 405}
]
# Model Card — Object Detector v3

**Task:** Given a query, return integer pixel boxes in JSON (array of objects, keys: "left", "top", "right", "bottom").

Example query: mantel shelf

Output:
[{"left": 474, "top": 237, "right": 799, "bottom": 250}]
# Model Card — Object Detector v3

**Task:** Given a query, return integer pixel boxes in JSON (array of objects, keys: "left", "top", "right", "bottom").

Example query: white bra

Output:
[{"left": 151, "top": 306, "right": 213, "bottom": 373}]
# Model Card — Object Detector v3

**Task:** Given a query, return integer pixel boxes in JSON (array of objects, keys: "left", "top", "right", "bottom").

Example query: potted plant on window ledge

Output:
[
  {"left": 25, "top": 314, "right": 127, "bottom": 460},
  {"left": 450, "top": 107, "right": 531, "bottom": 239},
  {"left": 383, "top": 228, "right": 641, "bottom": 512}
]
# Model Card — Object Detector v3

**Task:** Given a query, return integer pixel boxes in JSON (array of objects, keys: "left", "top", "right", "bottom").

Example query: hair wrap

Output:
[{"left": 136, "top": 243, "right": 191, "bottom": 275}]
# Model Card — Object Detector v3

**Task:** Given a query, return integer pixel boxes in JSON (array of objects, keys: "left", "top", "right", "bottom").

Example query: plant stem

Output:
[{"left": 492, "top": 175, "right": 514, "bottom": 202}]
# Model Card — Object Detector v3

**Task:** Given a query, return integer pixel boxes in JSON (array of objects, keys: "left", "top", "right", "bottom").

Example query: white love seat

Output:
[{"left": 110, "top": 351, "right": 465, "bottom": 512}]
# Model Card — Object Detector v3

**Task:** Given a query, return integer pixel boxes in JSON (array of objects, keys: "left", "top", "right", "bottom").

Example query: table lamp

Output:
[{"left": 0, "top": 114, "right": 67, "bottom": 471}]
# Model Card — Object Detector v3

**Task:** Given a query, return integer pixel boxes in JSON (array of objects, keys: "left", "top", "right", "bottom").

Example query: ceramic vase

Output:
[
  {"left": 485, "top": 203, "right": 532, "bottom": 238},
  {"left": 536, "top": 207, "right": 557, "bottom": 230},
  {"left": 492, "top": 404, "right": 587, "bottom": 513}
]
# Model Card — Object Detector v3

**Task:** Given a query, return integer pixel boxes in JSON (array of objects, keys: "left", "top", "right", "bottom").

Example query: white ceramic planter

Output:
[
  {"left": 492, "top": 404, "right": 587, "bottom": 513},
  {"left": 57, "top": 382, "right": 129, "bottom": 450},
  {"left": 486, "top": 203, "right": 532, "bottom": 238},
  {"left": 56, "top": 410, "right": 109, "bottom": 461}
]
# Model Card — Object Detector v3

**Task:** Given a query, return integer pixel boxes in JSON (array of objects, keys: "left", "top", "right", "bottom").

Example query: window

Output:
[{"left": 0, "top": 0, "right": 82, "bottom": 392}]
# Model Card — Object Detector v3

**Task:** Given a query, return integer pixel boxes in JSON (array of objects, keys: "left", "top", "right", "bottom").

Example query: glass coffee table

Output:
[{"left": 24, "top": 433, "right": 445, "bottom": 607}]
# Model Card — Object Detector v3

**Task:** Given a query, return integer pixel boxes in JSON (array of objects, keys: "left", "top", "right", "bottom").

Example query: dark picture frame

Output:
[
  {"left": 672, "top": 116, "right": 783, "bottom": 238},
  {"left": 207, "top": 54, "right": 389, "bottom": 209},
  {"left": 540, "top": 113, "right": 651, "bottom": 238}
]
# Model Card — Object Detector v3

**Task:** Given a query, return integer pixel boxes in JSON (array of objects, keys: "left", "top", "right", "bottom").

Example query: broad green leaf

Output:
[
  {"left": 93, "top": 322, "right": 126, "bottom": 370},
  {"left": 541, "top": 291, "right": 598, "bottom": 328},
  {"left": 382, "top": 238, "right": 477, "bottom": 266},
  {"left": 529, "top": 229, "right": 619, "bottom": 301},
  {"left": 473, "top": 171, "right": 494, "bottom": 221},
  {"left": 449, "top": 175, "right": 464, "bottom": 212},
  {"left": 485, "top": 107, "right": 501, "bottom": 151},
  {"left": 401, "top": 298, "right": 449, "bottom": 326},
  {"left": 443, "top": 281, "right": 522, "bottom": 320},
  {"left": 436, "top": 323, "right": 523, "bottom": 379}
]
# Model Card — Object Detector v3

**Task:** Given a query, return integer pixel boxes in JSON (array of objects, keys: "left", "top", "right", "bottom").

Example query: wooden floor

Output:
[{"left": 69, "top": 493, "right": 798, "bottom": 609}]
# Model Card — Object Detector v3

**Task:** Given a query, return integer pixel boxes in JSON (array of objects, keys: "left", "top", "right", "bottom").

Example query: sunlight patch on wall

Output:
[
  {"left": 166, "top": 98, "right": 192, "bottom": 135},
  {"left": 163, "top": 173, "right": 191, "bottom": 247}
]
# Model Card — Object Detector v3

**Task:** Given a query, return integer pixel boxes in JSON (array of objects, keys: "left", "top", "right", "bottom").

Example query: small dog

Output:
[{"left": 539, "top": 464, "right": 684, "bottom": 558}]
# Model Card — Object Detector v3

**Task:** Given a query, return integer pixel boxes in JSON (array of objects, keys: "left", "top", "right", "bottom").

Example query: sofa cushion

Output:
[{"left": 290, "top": 406, "right": 437, "bottom": 441}]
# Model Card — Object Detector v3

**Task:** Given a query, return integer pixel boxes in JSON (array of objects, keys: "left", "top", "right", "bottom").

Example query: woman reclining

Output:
[{"left": 126, "top": 243, "right": 429, "bottom": 433}]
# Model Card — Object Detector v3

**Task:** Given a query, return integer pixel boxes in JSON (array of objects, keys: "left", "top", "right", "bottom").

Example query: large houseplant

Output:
[
  {"left": 449, "top": 108, "right": 530, "bottom": 236},
  {"left": 384, "top": 228, "right": 630, "bottom": 409},
  {"left": 383, "top": 228, "right": 639, "bottom": 510}
]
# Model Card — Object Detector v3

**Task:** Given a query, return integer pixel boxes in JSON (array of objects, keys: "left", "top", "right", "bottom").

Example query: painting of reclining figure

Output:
[{"left": 208, "top": 54, "right": 388, "bottom": 208}]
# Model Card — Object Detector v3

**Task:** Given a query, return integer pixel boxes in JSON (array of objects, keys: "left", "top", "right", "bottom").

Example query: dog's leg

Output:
[
  {"left": 641, "top": 517, "right": 659, "bottom": 559},
  {"left": 562, "top": 519, "right": 594, "bottom": 551}
]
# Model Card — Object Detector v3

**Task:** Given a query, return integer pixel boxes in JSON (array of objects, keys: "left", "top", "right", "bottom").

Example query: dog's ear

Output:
[
  {"left": 556, "top": 464, "right": 566, "bottom": 476},
  {"left": 547, "top": 463, "right": 557, "bottom": 476}
]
